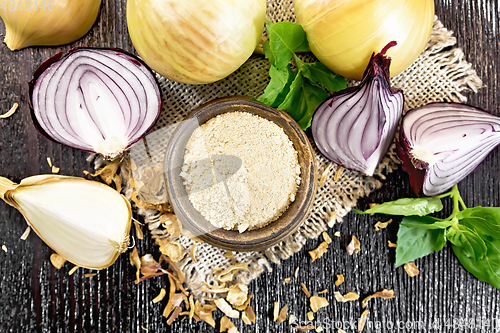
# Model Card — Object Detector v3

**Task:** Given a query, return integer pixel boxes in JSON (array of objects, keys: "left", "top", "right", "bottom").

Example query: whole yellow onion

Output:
[
  {"left": 293, "top": 0, "right": 434, "bottom": 80},
  {"left": 127, "top": 0, "right": 266, "bottom": 84},
  {"left": 0, "top": 0, "right": 101, "bottom": 51}
]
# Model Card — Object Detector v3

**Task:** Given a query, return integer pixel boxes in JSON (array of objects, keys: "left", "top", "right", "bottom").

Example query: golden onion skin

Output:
[
  {"left": 127, "top": 0, "right": 266, "bottom": 84},
  {"left": 0, "top": 0, "right": 101, "bottom": 51},
  {"left": 293, "top": 0, "right": 434, "bottom": 80}
]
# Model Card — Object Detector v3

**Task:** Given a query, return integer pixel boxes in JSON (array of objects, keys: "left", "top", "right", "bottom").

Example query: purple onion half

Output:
[
  {"left": 29, "top": 48, "right": 162, "bottom": 159},
  {"left": 311, "top": 42, "right": 404, "bottom": 176},
  {"left": 398, "top": 102, "right": 500, "bottom": 196}
]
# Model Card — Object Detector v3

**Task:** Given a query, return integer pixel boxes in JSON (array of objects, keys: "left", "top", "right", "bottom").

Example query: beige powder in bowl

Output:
[{"left": 180, "top": 111, "right": 301, "bottom": 233}]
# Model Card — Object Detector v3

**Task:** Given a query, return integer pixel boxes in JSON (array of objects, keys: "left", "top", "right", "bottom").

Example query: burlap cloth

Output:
[{"left": 120, "top": 1, "right": 483, "bottom": 299}]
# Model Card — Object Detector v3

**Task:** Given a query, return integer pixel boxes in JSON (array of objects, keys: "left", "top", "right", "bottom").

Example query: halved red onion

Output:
[
  {"left": 29, "top": 48, "right": 161, "bottom": 159},
  {"left": 398, "top": 102, "right": 500, "bottom": 196},
  {"left": 311, "top": 42, "right": 404, "bottom": 176}
]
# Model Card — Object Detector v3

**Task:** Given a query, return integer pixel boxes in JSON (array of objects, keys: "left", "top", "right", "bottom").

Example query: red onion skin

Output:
[
  {"left": 396, "top": 137, "right": 426, "bottom": 196},
  {"left": 28, "top": 47, "right": 162, "bottom": 157},
  {"left": 361, "top": 40, "right": 397, "bottom": 88}
]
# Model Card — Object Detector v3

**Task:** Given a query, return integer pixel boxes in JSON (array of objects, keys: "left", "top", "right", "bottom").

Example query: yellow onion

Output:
[
  {"left": 0, "top": 0, "right": 101, "bottom": 51},
  {"left": 0, "top": 175, "right": 131, "bottom": 269},
  {"left": 293, "top": 0, "right": 434, "bottom": 80},
  {"left": 126, "top": 0, "right": 266, "bottom": 84}
]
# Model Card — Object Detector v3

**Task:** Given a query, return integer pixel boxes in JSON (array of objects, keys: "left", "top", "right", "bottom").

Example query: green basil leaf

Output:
[
  {"left": 278, "top": 73, "right": 329, "bottom": 130},
  {"left": 395, "top": 216, "right": 447, "bottom": 268},
  {"left": 447, "top": 224, "right": 487, "bottom": 261},
  {"left": 278, "top": 71, "right": 304, "bottom": 115},
  {"left": 267, "top": 22, "right": 308, "bottom": 69},
  {"left": 452, "top": 236, "right": 500, "bottom": 289},
  {"left": 457, "top": 207, "right": 500, "bottom": 238},
  {"left": 298, "top": 61, "right": 346, "bottom": 92},
  {"left": 400, "top": 217, "right": 454, "bottom": 230},
  {"left": 358, "top": 197, "right": 444, "bottom": 216},
  {"left": 256, "top": 65, "right": 295, "bottom": 107},
  {"left": 262, "top": 40, "right": 275, "bottom": 66}
]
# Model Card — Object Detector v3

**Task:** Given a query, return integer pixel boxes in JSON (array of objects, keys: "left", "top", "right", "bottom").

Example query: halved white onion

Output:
[{"left": 1, "top": 175, "right": 131, "bottom": 269}]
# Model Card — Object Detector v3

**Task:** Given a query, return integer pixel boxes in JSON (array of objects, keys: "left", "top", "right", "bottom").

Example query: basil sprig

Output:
[
  {"left": 359, "top": 185, "right": 500, "bottom": 289},
  {"left": 354, "top": 196, "right": 444, "bottom": 216},
  {"left": 256, "top": 22, "right": 346, "bottom": 130}
]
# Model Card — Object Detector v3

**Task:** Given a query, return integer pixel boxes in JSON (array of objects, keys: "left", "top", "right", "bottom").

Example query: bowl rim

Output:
[{"left": 164, "top": 96, "right": 318, "bottom": 251}]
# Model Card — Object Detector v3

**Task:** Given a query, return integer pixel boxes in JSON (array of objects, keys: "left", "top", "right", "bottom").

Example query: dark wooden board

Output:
[{"left": 1, "top": 1, "right": 499, "bottom": 332}]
